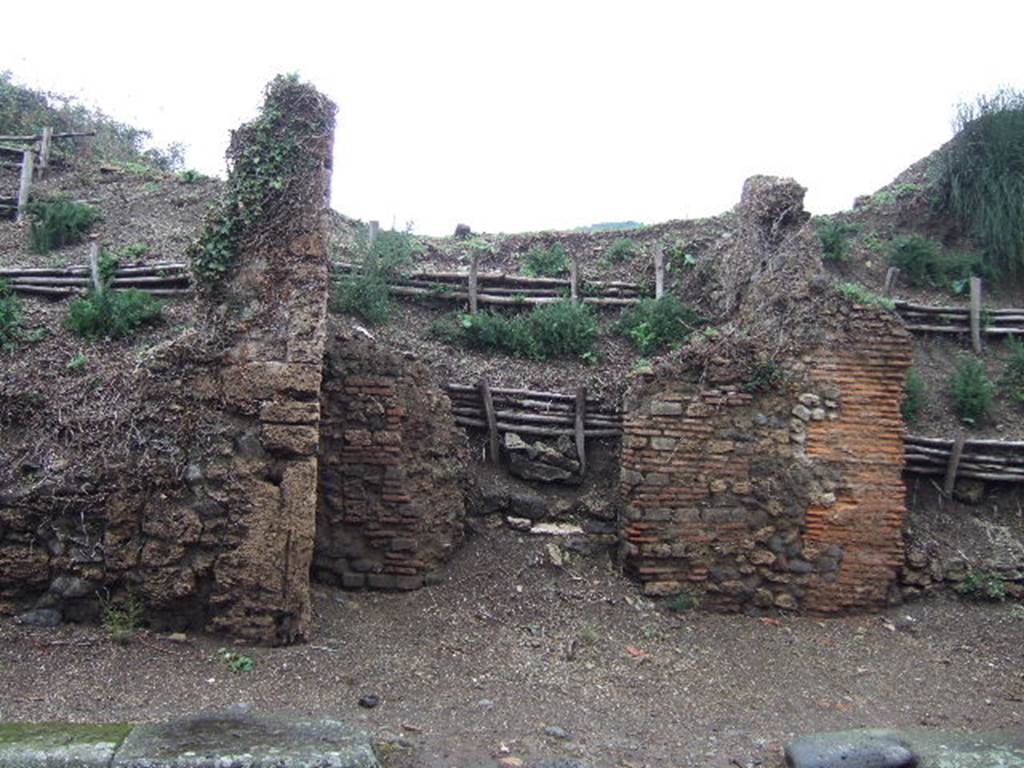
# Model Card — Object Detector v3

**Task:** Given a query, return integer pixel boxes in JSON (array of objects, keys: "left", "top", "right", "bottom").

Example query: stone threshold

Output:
[{"left": 0, "top": 711, "right": 379, "bottom": 767}]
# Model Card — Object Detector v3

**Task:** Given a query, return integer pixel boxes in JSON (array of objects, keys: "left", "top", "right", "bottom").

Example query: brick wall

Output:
[
  {"left": 620, "top": 305, "right": 911, "bottom": 613},
  {"left": 314, "top": 322, "right": 466, "bottom": 590}
]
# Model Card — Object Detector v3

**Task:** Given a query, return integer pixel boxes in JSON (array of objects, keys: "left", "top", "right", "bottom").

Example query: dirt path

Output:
[{"left": 2, "top": 525, "right": 1022, "bottom": 768}]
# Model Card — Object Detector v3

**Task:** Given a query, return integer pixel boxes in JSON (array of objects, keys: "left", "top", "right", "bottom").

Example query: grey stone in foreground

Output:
[
  {"left": 785, "top": 728, "right": 1024, "bottom": 768},
  {"left": 0, "top": 723, "right": 133, "bottom": 768},
  {"left": 111, "top": 711, "right": 379, "bottom": 768}
]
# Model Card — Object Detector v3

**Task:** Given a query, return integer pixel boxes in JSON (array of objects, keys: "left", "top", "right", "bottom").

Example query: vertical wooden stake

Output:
[
  {"left": 569, "top": 255, "right": 579, "bottom": 304},
  {"left": 654, "top": 247, "right": 665, "bottom": 299},
  {"left": 479, "top": 379, "right": 499, "bottom": 464},
  {"left": 15, "top": 149, "right": 34, "bottom": 223},
  {"left": 969, "top": 277, "right": 983, "bottom": 353},
  {"left": 87, "top": 241, "right": 102, "bottom": 294},
  {"left": 574, "top": 387, "right": 587, "bottom": 476},
  {"left": 883, "top": 266, "right": 900, "bottom": 296},
  {"left": 943, "top": 435, "right": 966, "bottom": 496},
  {"left": 469, "top": 252, "right": 479, "bottom": 315},
  {"left": 37, "top": 127, "right": 53, "bottom": 178},
  {"left": 368, "top": 220, "right": 380, "bottom": 250}
]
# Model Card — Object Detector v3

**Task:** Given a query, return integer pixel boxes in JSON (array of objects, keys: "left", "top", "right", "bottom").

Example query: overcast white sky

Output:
[{"left": 6, "top": 1, "right": 1023, "bottom": 235}]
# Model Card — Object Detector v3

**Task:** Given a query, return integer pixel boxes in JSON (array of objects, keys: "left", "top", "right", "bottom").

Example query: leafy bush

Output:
[
  {"left": 902, "top": 369, "right": 927, "bottom": 422},
  {"left": 742, "top": 360, "right": 784, "bottom": 393},
  {"left": 522, "top": 243, "right": 568, "bottom": 277},
  {"left": 456, "top": 300, "right": 597, "bottom": 360},
  {"left": 956, "top": 569, "right": 1007, "bottom": 601},
  {"left": 887, "top": 234, "right": 990, "bottom": 292},
  {"left": 177, "top": 169, "right": 210, "bottom": 184},
  {"left": 99, "top": 591, "right": 143, "bottom": 645},
  {"left": 26, "top": 198, "right": 99, "bottom": 254},
  {"left": 949, "top": 355, "right": 994, "bottom": 424},
  {"left": 333, "top": 230, "right": 418, "bottom": 325},
  {"left": 1001, "top": 336, "right": 1024, "bottom": 403},
  {"left": 934, "top": 88, "right": 1024, "bottom": 275},
  {"left": 605, "top": 237, "right": 640, "bottom": 263},
  {"left": 0, "top": 279, "right": 23, "bottom": 351},
  {"left": 835, "top": 282, "right": 895, "bottom": 309},
  {"left": 816, "top": 217, "right": 856, "bottom": 262},
  {"left": 616, "top": 296, "right": 702, "bottom": 355},
  {"left": 66, "top": 288, "right": 163, "bottom": 340}
]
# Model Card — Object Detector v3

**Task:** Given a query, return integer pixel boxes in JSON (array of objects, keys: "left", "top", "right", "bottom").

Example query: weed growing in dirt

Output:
[
  {"left": 902, "top": 369, "right": 927, "bottom": 422},
  {"left": 333, "top": 230, "right": 418, "bottom": 325},
  {"left": 26, "top": 198, "right": 99, "bottom": 254},
  {"left": 67, "top": 289, "right": 163, "bottom": 340},
  {"left": 949, "top": 355, "right": 994, "bottom": 424},
  {"left": 217, "top": 647, "right": 255, "bottom": 673},
  {"left": 934, "top": 88, "right": 1024, "bottom": 275},
  {"left": 816, "top": 216, "right": 856, "bottom": 262},
  {"left": 957, "top": 569, "right": 1007, "bottom": 601},
  {"left": 455, "top": 300, "right": 597, "bottom": 360},
  {"left": 99, "top": 591, "right": 143, "bottom": 644},
  {"left": 605, "top": 237, "right": 640, "bottom": 263},
  {"left": 835, "top": 282, "right": 895, "bottom": 310},
  {"left": 667, "top": 588, "right": 700, "bottom": 613},
  {"left": 1001, "top": 336, "right": 1024, "bottom": 404},
  {"left": 177, "top": 169, "right": 210, "bottom": 184},
  {"left": 886, "top": 234, "right": 990, "bottom": 293},
  {"left": 661, "top": 235, "right": 696, "bottom": 269},
  {"left": 0, "top": 279, "right": 23, "bottom": 351},
  {"left": 522, "top": 243, "right": 568, "bottom": 277},
  {"left": 118, "top": 242, "right": 148, "bottom": 260},
  {"left": 66, "top": 353, "right": 88, "bottom": 372},
  {"left": 616, "top": 296, "right": 703, "bottom": 355},
  {"left": 742, "top": 360, "right": 785, "bottom": 393}
]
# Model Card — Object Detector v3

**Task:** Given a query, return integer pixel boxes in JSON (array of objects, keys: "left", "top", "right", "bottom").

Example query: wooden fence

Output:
[
  {"left": 0, "top": 258, "right": 190, "bottom": 297},
  {"left": 335, "top": 261, "right": 644, "bottom": 308},
  {"left": 904, "top": 435, "right": 1024, "bottom": 487},
  {"left": 0, "top": 128, "right": 95, "bottom": 221}
]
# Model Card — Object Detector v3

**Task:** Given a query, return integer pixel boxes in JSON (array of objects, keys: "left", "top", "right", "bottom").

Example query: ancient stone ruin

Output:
[{"left": 0, "top": 84, "right": 939, "bottom": 644}]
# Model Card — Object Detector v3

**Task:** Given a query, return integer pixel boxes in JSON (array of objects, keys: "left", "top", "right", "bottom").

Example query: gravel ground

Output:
[{"left": 2, "top": 525, "right": 1022, "bottom": 768}]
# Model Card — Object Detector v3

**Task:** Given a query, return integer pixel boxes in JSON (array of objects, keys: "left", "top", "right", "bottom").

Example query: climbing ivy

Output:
[{"left": 189, "top": 74, "right": 327, "bottom": 286}]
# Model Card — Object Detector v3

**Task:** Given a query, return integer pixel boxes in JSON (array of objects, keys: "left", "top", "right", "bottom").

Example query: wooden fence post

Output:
[
  {"left": 87, "top": 241, "right": 102, "bottom": 294},
  {"left": 569, "top": 255, "right": 580, "bottom": 304},
  {"left": 574, "top": 387, "right": 587, "bottom": 475},
  {"left": 469, "top": 252, "right": 480, "bottom": 315},
  {"left": 368, "top": 220, "right": 379, "bottom": 250},
  {"left": 943, "top": 434, "right": 966, "bottom": 496},
  {"left": 969, "top": 277, "right": 983, "bottom": 354},
  {"left": 15, "top": 149, "right": 34, "bottom": 223},
  {"left": 884, "top": 267, "right": 900, "bottom": 296},
  {"left": 37, "top": 127, "right": 53, "bottom": 178},
  {"left": 654, "top": 247, "right": 665, "bottom": 299},
  {"left": 479, "top": 379, "right": 499, "bottom": 464}
]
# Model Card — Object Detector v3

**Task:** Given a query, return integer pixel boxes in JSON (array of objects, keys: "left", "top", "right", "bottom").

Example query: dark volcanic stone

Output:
[{"left": 17, "top": 608, "right": 62, "bottom": 627}]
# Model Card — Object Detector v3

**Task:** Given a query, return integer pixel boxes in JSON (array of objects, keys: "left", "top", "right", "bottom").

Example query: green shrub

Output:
[
  {"left": 887, "top": 234, "right": 990, "bottom": 292},
  {"left": 835, "top": 282, "right": 895, "bottom": 310},
  {"left": 956, "top": 569, "right": 1007, "bottom": 601},
  {"left": 177, "top": 169, "right": 210, "bottom": 184},
  {"left": 332, "top": 230, "right": 418, "bottom": 325},
  {"left": 816, "top": 217, "right": 856, "bottom": 262},
  {"left": 666, "top": 587, "right": 701, "bottom": 613},
  {"left": 26, "top": 198, "right": 100, "bottom": 254},
  {"left": 934, "top": 88, "right": 1024, "bottom": 275},
  {"left": 0, "top": 279, "right": 23, "bottom": 351},
  {"left": 742, "top": 360, "right": 784, "bottom": 393},
  {"left": 456, "top": 300, "right": 597, "bottom": 360},
  {"left": 66, "top": 288, "right": 163, "bottom": 340},
  {"left": 99, "top": 591, "right": 143, "bottom": 644},
  {"left": 522, "top": 243, "right": 568, "bottom": 277},
  {"left": 1001, "top": 336, "right": 1024, "bottom": 403},
  {"left": 616, "top": 296, "right": 702, "bottom": 355},
  {"left": 902, "top": 369, "right": 927, "bottom": 422},
  {"left": 605, "top": 237, "right": 640, "bottom": 263},
  {"left": 949, "top": 355, "right": 994, "bottom": 424}
]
